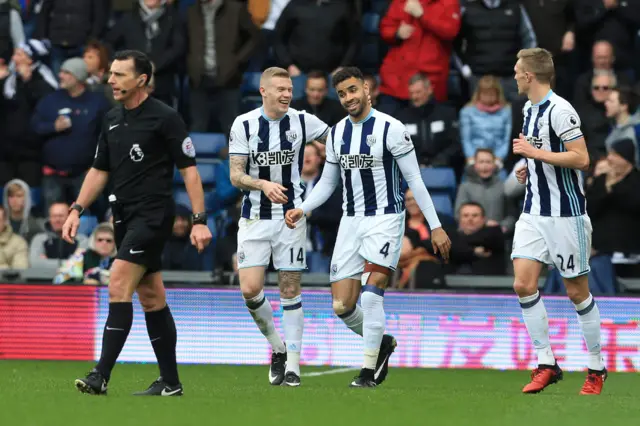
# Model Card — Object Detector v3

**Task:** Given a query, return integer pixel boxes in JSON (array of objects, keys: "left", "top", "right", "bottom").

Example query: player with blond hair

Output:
[{"left": 511, "top": 48, "right": 606, "bottom": 395}]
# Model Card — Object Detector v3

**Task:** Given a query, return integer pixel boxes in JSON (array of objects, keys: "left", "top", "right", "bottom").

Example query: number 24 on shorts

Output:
[
  {"left": 290, "top": 247, "right": 304, "bottom": 264},
  {"left": 557, "top": 254, "right": 575, "bottom": 272}
]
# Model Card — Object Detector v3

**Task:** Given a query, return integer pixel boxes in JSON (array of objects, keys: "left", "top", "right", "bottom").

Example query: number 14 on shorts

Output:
[{"left": 290, "top": 247, "right": 304, "bottom": 264}]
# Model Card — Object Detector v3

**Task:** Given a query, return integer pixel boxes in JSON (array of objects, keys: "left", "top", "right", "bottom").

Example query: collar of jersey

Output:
[
  {"left": 260, "top": 107, "right": 286, "bottom": 122},
  {"left": 532, "top": 90, "right": 553, "bottom": 107},
  {"left": 348, "top": 108, "right": 375, "bottom": 125}
]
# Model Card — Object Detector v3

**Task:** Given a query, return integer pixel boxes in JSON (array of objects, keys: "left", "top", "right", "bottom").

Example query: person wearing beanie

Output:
[
  {"left": 30, "top": 56, "right": 111, "bottom": 216},
  {"left": 586, "top": 138, "right": 640, "bottom": 260}
]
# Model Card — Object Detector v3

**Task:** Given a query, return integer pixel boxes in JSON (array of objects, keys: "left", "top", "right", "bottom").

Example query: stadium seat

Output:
[
  {"left": 291, "top": 75, "right": 307, "bottom": 100},
  {"left": 431, "top": 193, "right": 454, "bottom": 217},
  {"left": 420, "top": 168, "right": 456, "bottom": 198},
  {"left": 174, "top": 163, "right": 217, "bottom": 186},
  {"left": 371, "top": 0, "right": 391, "bottom": 14},
  {"left": 78, "top": 215, "right": 98, "bottom": 237},
  {"left": 174, "top": 189, "right": 191, "bottom": 209},
  {"left": 242, "top": 72, "right": 262, "bottom": 94},
  {"left": 189, "top": 133, "right": 227, "bottom": 157},
  {"left": 362, "top": 13, "right": 380, "bottom": 34},
  {"left": 307, "top": 251, "right": 331, "bottom": 273}
]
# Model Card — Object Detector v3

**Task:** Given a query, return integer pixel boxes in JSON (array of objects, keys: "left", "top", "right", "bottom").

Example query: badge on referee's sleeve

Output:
[{"left": 182, "top": 137, "right": 196, "bottom": 158}]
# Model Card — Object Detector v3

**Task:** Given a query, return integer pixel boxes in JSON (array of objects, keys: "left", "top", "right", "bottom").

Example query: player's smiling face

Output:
[
  {"left": 262, "top": 76, "right": 292, "bottom": 117},
  {"left": 336, "top": 77, "right": 369, "bottom": 118}
]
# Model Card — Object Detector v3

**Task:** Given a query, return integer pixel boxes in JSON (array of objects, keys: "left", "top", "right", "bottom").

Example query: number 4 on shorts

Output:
[
  {"left": 290, "top": 247, "right": 304, "bottom": 264},
  {"left": 379, "top": 242, "right": 390, "bottom": 258}
]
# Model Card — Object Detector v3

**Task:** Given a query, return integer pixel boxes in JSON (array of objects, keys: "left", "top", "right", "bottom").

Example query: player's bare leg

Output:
[
  {"left": 278, "top": 270, "right": 303, "bottom": 386},
  {"left": 240, "top": 266, "right": 287, "bottom": 385},
  {"left": 133, "top": 273, "right": 183, "bottom": 396},
  {"left": 75, "top": 260, "right": 146, "bottom": 395},
  {"left": 513, "top": 258, "right": 563, "bottom": 393},
  {"left": 564, "top": 274, "right": 607, "bottom": 395}
]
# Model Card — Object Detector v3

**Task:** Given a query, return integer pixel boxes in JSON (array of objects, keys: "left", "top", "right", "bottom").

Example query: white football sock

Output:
[
  {"left": 519, "top": 291, "right": 556, "bottom": 366},
  {"left": 281, "top": 295, "right": 304, "bottom": 375},
  {"left": 574, "top": 293, "right": 605, "bottom": 371},
  {"left": 338, "top": 305, "right": 364, "bottom": 336},
  {"left": 361, "top": 285, "right": 385, "bottom": 370},
  {"left": 244, "top": 290, "right": 285, "bottom": 354}
]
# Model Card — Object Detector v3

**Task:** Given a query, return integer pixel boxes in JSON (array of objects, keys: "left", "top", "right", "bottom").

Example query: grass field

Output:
[{"left": 0, "top": 361, "right": 638, "bottom": 426}]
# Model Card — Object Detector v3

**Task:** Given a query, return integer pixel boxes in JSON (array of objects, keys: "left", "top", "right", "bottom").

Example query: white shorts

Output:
[
  {"left": 330, "top": 212, "right": 406, "bottom": 282},
  {"left": 511, "top": 213, "right": 592, "bottom": 278},
  {"left": 237, "top": 217, "right": 307, "bottom": 271}
]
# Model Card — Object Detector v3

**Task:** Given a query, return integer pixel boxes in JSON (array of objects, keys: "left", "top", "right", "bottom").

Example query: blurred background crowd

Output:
[{"left": 0, "top": 0, "right": 638, "bottom": 293}]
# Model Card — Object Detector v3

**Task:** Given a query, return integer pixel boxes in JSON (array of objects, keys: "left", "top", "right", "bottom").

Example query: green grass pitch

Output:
[{"left": 0, "top": 361, "right": 638, "bottom": 426}]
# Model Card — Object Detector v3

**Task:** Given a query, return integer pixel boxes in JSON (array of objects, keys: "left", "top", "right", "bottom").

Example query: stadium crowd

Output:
[{"left": 0, "top": 0, "right": 638, "bottom": 291}]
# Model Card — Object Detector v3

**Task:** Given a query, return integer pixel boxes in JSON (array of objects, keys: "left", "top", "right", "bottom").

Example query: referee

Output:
[{"left": 62, "top": 50, "right": 212, "bottom": 396}]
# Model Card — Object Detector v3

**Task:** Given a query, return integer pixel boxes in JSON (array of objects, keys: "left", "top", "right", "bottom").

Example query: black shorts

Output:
[{"left": 113, "top": 201, "right": 174, "bottom": 273}]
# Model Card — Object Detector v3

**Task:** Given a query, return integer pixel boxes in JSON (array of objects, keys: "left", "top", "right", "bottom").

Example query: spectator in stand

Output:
[
  {"left": 454, "top": 0, "right": 536, "bottom": 102},
  {"left": 574, "top": 0, "right": 640, "bottom": 72},
  {"left": 454, "top": 148, "right": 515, "bottom": 234},
  {"left": 363, "top": 73, "right": 379, "bottom": 108},
  {"left": 573, "top": 40, "right": 632, "bottom": 106},
  {"left": 187, "top": 0, "right": 260, "bottom": 134},
  {"left": 0, "top": 0, "right": 26, "bottom": 64},
  {"left": 3, "top": 179, "right": 43, "bottom": 243},
  {"left": 274, "top": 0, "right": 362, "bottom": 76},
  {"left": 249, "top": 0, "right": 291, "bottom": 70},
  {"left": 300, "top": 143, "right": 342, "bottom": 257},
  {"left": 0, "top": 204, "right": 29, "bottom": 269},
  {"left": 108, "top": 0, "right": 186, "bottom": 106},
  {"left": 31, "top": 57, "right": 110, "bottom": 214},
  {"left": 395, "top": 73, "right": 461, "bottom": 168},
  {"left": 604, "top": 86, "right": 640, "bottom": 166},
  {"left": 520, "top": 0, "right": 575, "bottom": 98},
  {"left": 378, "top": 0, "right": 460, "bottom": 112},
  {"left": 83, "top": 39, "right": 115, "bottom": 106},
  {"left": 29, "top": 201, "right": 87, "bottom": 269},
  {"left": 577, "top": 69, "right": 617, "bottom": 160},
  {"left": 0, "top": 39, "right": 57, "bottom": 187},
  {"left": 161, "top": 204, "right": 202, "bottom": 271},
  {"left": 291, "top": 70, "right": 343, "bottom": 126},
  {"left": 34, "top": 0, "right": 109, "bottom": 73},
  {"left": 459, "top": 75, "right": 511, "bottom": 167},
  {"left": 53, "top": 222, "right": 116, "bottom": 285},
  {"left": 448, "top": 201, "right": 506, "bottom": 275},
  {"left": 585, "top": 139, "right": 640, "bottom": 268}
]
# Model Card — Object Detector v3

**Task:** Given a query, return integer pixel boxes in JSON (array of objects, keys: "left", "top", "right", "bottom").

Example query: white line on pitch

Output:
[{"left": 301, "top": 368, "right": 358, "bottom": 377}]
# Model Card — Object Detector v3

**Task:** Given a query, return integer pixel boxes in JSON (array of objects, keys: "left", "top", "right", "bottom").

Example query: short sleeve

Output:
[
  {"left": 92, "top": 123, "right": 110, "bottom": 171},
  {"left": 551, "top": 103, "right": 583, "bottom": 143},
  {"left": 303, "top": 112, "right": 330, "bottom": 143},
  {"left": 387, "top": 122, "right": 415, "bottom": 158},
  {"left": 324, "top": 127, "right": 338, "bottom": 164},
  {"left": 229, "top": 117, "right": 249, "bottom": 156},
  {"left": 163, "top": 111, "right": 197, "bottom": 169}
]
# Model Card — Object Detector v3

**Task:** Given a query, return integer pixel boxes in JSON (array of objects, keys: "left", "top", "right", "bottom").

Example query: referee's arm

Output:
[{"left": 76, "top": 130, "right": 111, "bottom": 210}]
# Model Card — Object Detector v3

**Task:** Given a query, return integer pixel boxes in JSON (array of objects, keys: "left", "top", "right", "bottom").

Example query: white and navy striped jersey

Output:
[
  {"left": 522, "top": 91, "right": 586, "bottom": 217},
  {"left": 229, "top": 107, "right": 329, "bottom": 220},
  {"left": 326, "top": 109, "right": 414, "bottom": 216}
]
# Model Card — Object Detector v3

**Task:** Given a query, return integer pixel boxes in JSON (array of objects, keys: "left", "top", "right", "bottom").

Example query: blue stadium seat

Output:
[
  {"left": 174, "top": 188, "right": 218, "bottom": 212},
  {"left": 358, "top": 40, "right": 380, "bottom": 71},
  {"left": 78, "top": 215, "right": 98, "bottom": 237},
  {"left": 189, "top": 133, "right": 226, "bottom": 157},
  {"left": 371, "top": 0, "right": 391, "bottom": 14},
  {"left": 174, "top": 163, "right": 217, "bottom": 186},
  {"left": 431, "top": 193, "right": 454, "bottom": 217},
  {"left": 291, "top": 75, "right": 307, "bottom": 100},
  {"left": 362, "top": 13, "right": 380, "bottom": 34},
  {"left": 420, "top": 167, "right": 456, "bottom": 198},
  {"left": 174, "top": 189, "right": 191, "bottom": 209},
  {"left": 242, "top": 72, "right": 262, "bottom": 94},
  {"left": 307, "top": 251, "right": 331, "bottom": 273}
]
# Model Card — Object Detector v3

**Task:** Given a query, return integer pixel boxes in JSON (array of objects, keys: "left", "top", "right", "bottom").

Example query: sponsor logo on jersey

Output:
[
  {"left": 339, "top": 154, "right": 374, "bottom": 169},
  {"left": 525, "top": 136, "right": 543, "bottom": 149},
  {"left": 251, "top": 150, "right": 296, "bottom": 166}
]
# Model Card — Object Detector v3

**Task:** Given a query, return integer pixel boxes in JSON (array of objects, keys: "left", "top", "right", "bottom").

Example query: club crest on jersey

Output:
[
  {"left": 229, "top": 131, "right": 235, "bottom": 143},
  {"left": 285, "top": 130, "right": 297, "bottom": 143},
  {"left": 366, "top": 134, "right": 377, "bottom": 147},
  {"left": 251, "top": 149, "right": 295, "bottom": 166},
  {"left": 537, "top": 119, "right": 547, "bottom": 129},
  {"left": 331, "top": 264, "right": 338, "bottom": 275},
  {"left": 238, "top": 251, "right": 245, "bottom": 263}
]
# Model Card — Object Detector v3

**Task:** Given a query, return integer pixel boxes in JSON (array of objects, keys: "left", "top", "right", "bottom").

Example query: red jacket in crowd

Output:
[{"left": 379, "top": 0, "right": 461, "bottom": 102}]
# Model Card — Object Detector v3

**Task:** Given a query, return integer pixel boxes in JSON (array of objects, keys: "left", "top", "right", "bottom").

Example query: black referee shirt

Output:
[{"left": 93, "top": 97, "right": 196, "bottom": 205}]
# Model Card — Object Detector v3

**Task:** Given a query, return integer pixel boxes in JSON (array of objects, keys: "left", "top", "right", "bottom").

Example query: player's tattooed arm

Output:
[
  {"left": 229, "top": 155, "right": 264, "bottom": 191},
  {"left": 278, "top": 270, "right": 302, "bottom": 299}
]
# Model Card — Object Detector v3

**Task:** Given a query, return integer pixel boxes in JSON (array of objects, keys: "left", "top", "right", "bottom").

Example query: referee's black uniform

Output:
[{"left": 93, "top": 96, "right": 196, "bottom": 271}]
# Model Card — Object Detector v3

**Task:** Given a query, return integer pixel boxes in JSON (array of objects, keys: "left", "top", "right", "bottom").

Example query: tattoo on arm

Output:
[
  {"left": 230, "top": 156, "right": 264, "bottom": 191},
  {"left": 278, "top": 270, "right": 301, "bottom": 299}
]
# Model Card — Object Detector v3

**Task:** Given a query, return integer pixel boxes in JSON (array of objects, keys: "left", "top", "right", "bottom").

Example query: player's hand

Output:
[
  {"left": 262, "top": 181, "right": 288, "bottom": 204},
  {"left": 431, "top": 227, "right": 451, "bottom": 263},
  {"left": 404, "top": 0, "right": 424, "bottom": 17},
  {"left": 515, "top": 163, "right": 528, "bottom": 184},
  {"left": 62, "top": 211, "right": 80, "bottom": 244},
  {"left": 513, "top": 133, "right": 537, "bottom": 159},
  {"left": 190, "top": 223, "right": 212, "bottom": 253},
  {"left": 285, "top": 208, "right": 303, "bottom": 229},
  {"left": 397, "top": 22, "right": 415, "bottom": 40}
]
